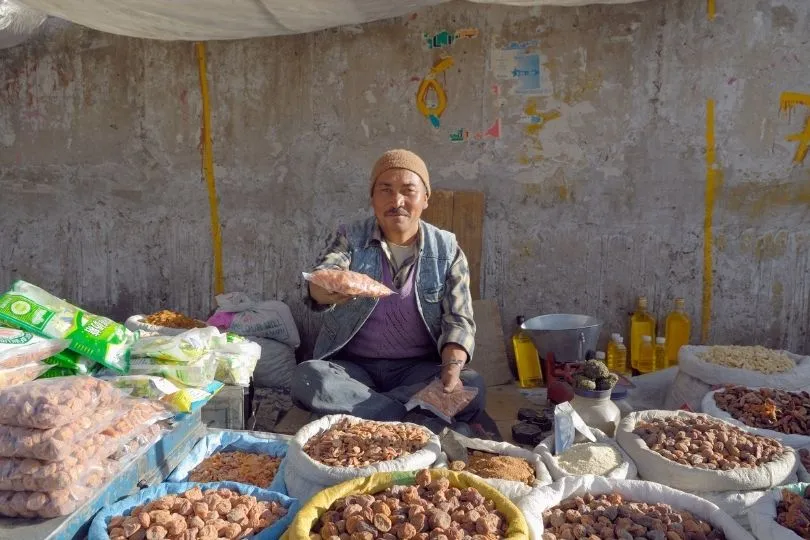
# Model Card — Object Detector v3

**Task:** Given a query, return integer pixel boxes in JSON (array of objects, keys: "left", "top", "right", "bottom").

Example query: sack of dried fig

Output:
[
  {"left": 519, "top": 475, "right": 754, "bottom": 540},
  {"left": 284, "top": 415, "right": 441, "bottom": 504},
  {"left": 616, "top": 410, "right": 797, "bottom": 493},
  {"left": 702, "top": 385, "right": 810, "bottom": 449}
]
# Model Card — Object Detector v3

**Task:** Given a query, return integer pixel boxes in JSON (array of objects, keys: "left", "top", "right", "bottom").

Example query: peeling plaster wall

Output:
[{"left": 1, "top": 0, "right": 808, "bottom": 358}]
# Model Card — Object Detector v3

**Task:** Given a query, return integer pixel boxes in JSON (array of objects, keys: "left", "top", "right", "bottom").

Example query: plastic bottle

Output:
[
  {"left": 630, "top": 297, "right": 656, "bottom": 370},
  {"left": 513, "top": 316, "right": 542, "bottom": 388},
  {"left": 606, "top": 333, "right": 619, "bottom": 372},
  {"left": 615, "top": 336, "right": 628, "bottom": 374},
  {"left": 638, "top": 335, "right": 655, "bottom": 374},
  {"left": 655, "top": 337, "right": 667, "bottom": 372},
  {"left": 665, "top": 298, "right": 691, "bottom": 367}
]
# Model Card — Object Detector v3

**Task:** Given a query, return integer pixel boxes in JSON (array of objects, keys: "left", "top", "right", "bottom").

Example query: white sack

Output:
[
  {"left": 14, "top": 0, "right": 651, "bottom": 41},
  {"left": 284, "top": 414, "right": 441, "bottom": 504},
  {"left": 665, "top": 346, "right": 810, "bottom": 411},
  {"left": 125, "top": 314, "right": 211, "bottom": 337},
  {"left": 623, "top": 367, "right": 678, "bottom": 412},
  {"left": 211, "top": 292, "right": 300, "bottom": 349},
  {"left": 443, "top": 433, "right": 552, "bottom": 501},
  {"left": 616, "top": 410, "right": 798, "bottom": 493},
  {"left": 747, "top": 483, "right": 810, "bottom": 540},
  {"left": 518, "top": 475, "right": 755, "bottom": 540},
  {"left": 535, "top": 427, "right": 637, "bottom": 481},
  {"left": 702, "top": 387, "right": 810, "bottom": 450}
]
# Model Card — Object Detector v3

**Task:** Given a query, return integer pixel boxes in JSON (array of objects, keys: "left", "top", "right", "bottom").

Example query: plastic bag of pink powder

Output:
[
  {"left": 206, "top": 311, "right": 236, "bottom": 331},
  {"left": 303, "top": 269, "right": 395, "bottom": 298},
  {"left": 405, "top": 379, "right": 479, "bottom": 424}
]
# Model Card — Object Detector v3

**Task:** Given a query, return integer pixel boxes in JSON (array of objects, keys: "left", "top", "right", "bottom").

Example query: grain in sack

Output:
[
  {"left": 616, "top": 410, "right": 797, "bottom": 493},
  {"left": 665, "top": 345, "right": 810, "bottom": 411},
  {"left": 442, "top": 432, "right": 552, "bottom": 502},
  {"left": 284, "top": 415, "right": 441, "bottom": 503},
  {"left": 536, "top": 427, "right": 638, "bottom": 481}
]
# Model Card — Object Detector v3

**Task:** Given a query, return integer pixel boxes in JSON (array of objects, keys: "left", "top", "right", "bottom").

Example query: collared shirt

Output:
[{"left": 308, "top": 221, "right": 476, "bottom": 360}]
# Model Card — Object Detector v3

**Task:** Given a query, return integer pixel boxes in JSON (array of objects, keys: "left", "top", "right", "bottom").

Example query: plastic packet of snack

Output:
[
  {"left": 0, "top": 328, "right": 69, "bottom": 370},
  {"left": 0, "top": 376, "right": 123, "bottom": 429},
  {"left": 405, "top": 379, "right": 479, "bottom": 424},
  {"left": 303, "top": 268, "right": 395, "bottom": 298}
]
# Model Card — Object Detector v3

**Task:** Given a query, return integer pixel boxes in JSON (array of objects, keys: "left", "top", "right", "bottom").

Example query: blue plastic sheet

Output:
[
  {"left": 167, "top": 431, "right": 288, "bottom": 494},
  {"left": 88, "top": 481, "right": 299, "bottom": 540}
]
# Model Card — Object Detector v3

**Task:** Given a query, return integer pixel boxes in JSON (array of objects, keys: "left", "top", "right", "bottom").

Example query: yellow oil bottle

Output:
[
  {"left": 655, "top": 337, "right": 667, "bottom": 371},
  {"left": 615, "top": 336, "right": 628, "bottom": 374},
  {"left": 606, "top": 334, "right": 619, "bottom": 372},
  {"left": 630, "top": 297, "right": 656, "bottom": 370},
  {"left": 513, "top": 316, "right": 542, "bottom": 388},
  {"left": 638, "top": 335, "right": 656, "bottom": 374},
  {"left": 665, "top": 298, "right": 691, "bottom": 367}
]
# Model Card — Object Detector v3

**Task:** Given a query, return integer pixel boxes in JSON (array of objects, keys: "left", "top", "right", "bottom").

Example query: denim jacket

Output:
[{"left": 310, "top": 216, "right": 476, "bottom": 361}]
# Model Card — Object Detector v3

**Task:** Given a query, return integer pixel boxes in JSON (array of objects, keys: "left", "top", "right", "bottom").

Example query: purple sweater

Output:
[{"left": 343, "top": 254, "right": 436, "bottom": 359}]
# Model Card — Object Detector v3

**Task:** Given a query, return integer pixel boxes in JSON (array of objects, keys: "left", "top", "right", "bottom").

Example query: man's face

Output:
[{"left": 371, "top": 169, "right": 429, "bottom": 238}]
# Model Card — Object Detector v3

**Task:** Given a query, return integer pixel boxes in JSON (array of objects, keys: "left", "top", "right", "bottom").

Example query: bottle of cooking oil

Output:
[
  {"left": 606, "top": 334, "right": 619, "bottom": 372},
  {"left": 655, "top": 337, "right": 667, "bottom": 371},
  {"left": 638, "top": 335, "right": 655, "bottom": 374},
  {"left": 630, "top": 297, "right": 656, "bottom": 370},
  {"left": 513, "top": 316, "right": 542, "bottom": 388},
  {"left": 615, "top": 336, "right": 628, "bottom": 374},
  {"left": 665, "top": 298, "right": 691, "bottom": 367}
]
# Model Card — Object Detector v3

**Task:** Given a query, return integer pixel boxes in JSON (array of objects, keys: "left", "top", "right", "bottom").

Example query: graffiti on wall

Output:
[
  {"left": 415, "top": 56, "right": 454, "bottom": 128},
  {"left": 423, "top": 28, "right": 479, "bottom": 50},
  {"left": 518, "top": 99, "right": 561, "bottom": 164},
  {"left": 489, "top": 40, "right": 550, "bottom": 96},
  {"left": 779, "top": 92, "right": 810, "bottom": 164}
]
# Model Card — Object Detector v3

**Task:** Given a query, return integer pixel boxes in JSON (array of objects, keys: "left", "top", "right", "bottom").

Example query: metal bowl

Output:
[{"left": 521, "top": 314, "right": 603, "bottom": 364}]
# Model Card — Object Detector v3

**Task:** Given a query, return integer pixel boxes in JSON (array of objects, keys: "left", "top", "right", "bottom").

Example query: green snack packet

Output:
[{"left": 0, "top": 280, "right": 133, "bottom": 373}]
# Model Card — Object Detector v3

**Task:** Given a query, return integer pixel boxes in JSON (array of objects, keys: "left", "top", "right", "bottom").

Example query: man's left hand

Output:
[{"left": 441, "top": 344, "right": 468, "bottom": 393}]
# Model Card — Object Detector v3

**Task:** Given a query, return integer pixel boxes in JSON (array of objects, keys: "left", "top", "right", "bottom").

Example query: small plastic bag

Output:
[
  {"left": 125, "top": 354, "right": 217, "bottom": 388},
  {"left": 0, "top": 328, "right": 69, "bottom": 369},
  {"left": 0, "top": 376, "right": 123, "bottom": 429},
  {"left": 303, "top": 268, "right": 395, "bottom": 298},
  {"left": 0, "top": 406, "right": 127, "bottom": 461},
  {"left": 405, "top": 379, "right": 479, "bottom": 423},
  {"left": 131, "top": 327, "right": 220, "bottom": 364},
  {"left": 212, "top": 333, "right": 260, "bottom": 387},
  {"left": 0, "top": 483, "right": 97, "bottom": 518},
  {"left": 99, "top": 374, "right": 210, "bottom": 413},
  {"left": 0, "top": 362, "right": 52, "bottom": 389}
]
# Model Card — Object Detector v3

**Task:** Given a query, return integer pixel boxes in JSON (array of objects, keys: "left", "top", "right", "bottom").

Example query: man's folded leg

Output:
[{"left": 291, "top": 359, "right": 408, "bottom": 421}]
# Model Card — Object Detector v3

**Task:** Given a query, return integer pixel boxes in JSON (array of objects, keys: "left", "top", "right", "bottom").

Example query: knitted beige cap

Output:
[{"left": 369, "top": 149, "right": 431, "bottom": 197}]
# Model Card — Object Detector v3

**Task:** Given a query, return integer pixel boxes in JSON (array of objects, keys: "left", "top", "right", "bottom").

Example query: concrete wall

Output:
[{"left": 1, "top": 0, "right": 808, "bottom": 358}]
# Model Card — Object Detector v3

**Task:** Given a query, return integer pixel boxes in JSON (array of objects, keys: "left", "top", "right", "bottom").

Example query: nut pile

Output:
[
  {"left": 304, "top": 419, "right": 430, "bottom": 467},
  {"left": 633, "top": 415, "right": 784, "bottom": 470},
  {"left": 311, "top": 469, "right": 508, "bottom": 540},
  {"left": 776, "top": 486, "right": 810, "bottom": 538},
  {"left": 106, "top": 486, "right": 288, "bottom": 540},
  {"left": 189, "top": 452, "right": 282, "bottom": 488},
  {"left": 449, "top": 451, "right": 535, "bottom": 485},
  {"left": 541, "top": 492, "right": 726, "bottom": 540},
  {"left": 714, "top": 385, "right": 810, "bottom": 435},
  {"left": 144, "top": 310, "right": 207, "bottom": 329},
  {"left": 698, "top": 346, "right": 794, "bottom": 374}
]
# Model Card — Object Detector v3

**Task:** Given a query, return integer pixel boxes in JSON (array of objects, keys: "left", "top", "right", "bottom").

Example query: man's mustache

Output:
[{"left": 385, "top": 208, "right": 410, "bottom": 217}]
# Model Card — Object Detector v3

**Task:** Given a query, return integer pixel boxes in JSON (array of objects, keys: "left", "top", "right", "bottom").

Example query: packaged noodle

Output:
[{"left": 0, "top": 281, "right": 134, "bottom": 373}]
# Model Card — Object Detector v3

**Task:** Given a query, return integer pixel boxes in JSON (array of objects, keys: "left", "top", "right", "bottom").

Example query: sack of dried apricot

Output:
[{"left": 303, "top": 269, "right": 394, "bottom": 298}]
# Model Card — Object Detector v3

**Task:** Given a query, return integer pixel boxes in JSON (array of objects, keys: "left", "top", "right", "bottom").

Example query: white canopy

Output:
[{"left": 1, "top": 0, "right": 648, "bottom": 46}]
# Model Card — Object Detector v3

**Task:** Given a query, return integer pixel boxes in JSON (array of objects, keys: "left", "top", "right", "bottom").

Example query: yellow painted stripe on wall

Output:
[
  {"left": 702, "top": 99, "right": 717, "bottom": 343},
  {"left": 707, "top": 0, "right": 716, "bottom": 20},
  {"left": 195, "top": 42, "right": 224, "bottom": 296}
]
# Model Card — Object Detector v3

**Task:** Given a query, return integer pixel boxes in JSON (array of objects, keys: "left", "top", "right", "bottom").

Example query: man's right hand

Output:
[{"left": 309, "top": 282, "right": 353, "bottom": 306}]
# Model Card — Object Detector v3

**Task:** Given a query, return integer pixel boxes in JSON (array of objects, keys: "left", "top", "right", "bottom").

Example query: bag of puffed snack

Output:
[
  {"left": 303, "top": 269, "right": 395, "bottom": 298},
  {"left": 405, "top": 379, "right": 479, "bottom": 423}
]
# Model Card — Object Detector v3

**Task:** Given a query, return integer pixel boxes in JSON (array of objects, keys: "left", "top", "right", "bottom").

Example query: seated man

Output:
[{"left": 292, "top": 149, "right": 488, "bottom": 435}]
